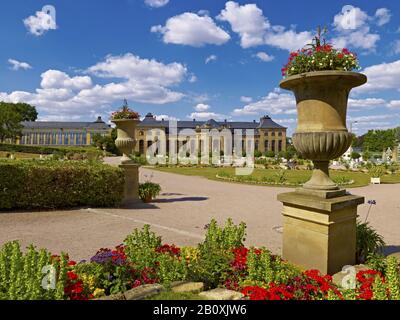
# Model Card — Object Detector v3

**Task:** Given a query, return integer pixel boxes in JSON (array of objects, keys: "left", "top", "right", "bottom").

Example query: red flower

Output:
[{"left": 67, "top": 271, "right": 78, "bottom": 281}]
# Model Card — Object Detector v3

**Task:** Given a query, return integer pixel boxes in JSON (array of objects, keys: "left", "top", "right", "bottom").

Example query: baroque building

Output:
[{"left": 135, "top": 113, "right": 287, "bottom": 155}]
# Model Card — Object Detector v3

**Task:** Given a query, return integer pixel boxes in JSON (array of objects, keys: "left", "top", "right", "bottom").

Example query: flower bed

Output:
[{"left": 0, "top": 219, "right": 399, "bottom": 300}]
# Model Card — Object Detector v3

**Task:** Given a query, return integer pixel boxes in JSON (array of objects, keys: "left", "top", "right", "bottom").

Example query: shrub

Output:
[
  {"left": 0, "top": 241, "right": 69, "bottom": 300},
  {"left": 138, "top": 182, "right": 161, "bottom": 202},
  {"left": 0, "top": 160, "right": 124, "bottom": 210},
  {"left": 356, "top": 221, "right": 385, "bottom": 264},
  {"left": 0, "top": 143, "right": 102, "bottom": 157},
  {"left": 369, "top": 165, "right": 386, "bottom": 178}
]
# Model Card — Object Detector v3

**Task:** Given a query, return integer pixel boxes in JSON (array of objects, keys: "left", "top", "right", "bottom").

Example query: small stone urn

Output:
[
  {"left": 280, "top": 71, "right": 367, "bottom": 191},
  {"left": 111, "top": 119, "right": 139, "bottom": 164}
]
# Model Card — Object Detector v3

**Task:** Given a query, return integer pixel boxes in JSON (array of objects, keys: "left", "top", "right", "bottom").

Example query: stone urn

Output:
[
  {"left": 111, "top": 119, "right": 140, "bottom": 164},
  {"left": 280, "top": 71, "right": 367, "bottom": 191}
]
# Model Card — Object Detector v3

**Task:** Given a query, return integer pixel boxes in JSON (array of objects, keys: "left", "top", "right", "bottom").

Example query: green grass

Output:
[
  {"left": 153, "top": 166, "right": 400, "bottom": 188},
  {"left": 147, "top": 291, "right": 206, "bottom": 300}
]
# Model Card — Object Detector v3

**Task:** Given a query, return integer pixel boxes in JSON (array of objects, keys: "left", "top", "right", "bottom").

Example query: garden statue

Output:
[
  {"left": 111, "top": 100, "right": 141, "bottom": 206},
  {"left": 277, "top": 27, "right": 366, "bottom": 274}
]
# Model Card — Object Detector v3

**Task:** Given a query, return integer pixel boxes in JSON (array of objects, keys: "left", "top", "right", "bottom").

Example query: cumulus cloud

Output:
[
  {"left": 194, "top": 103, "right": 210, "bottom": 112},
  {"left": 355, "top": 60, "right": 400, "bottom": 93},
  {"left": 332, "top": 6, "right": 381, "bottom": 52},
  {"left": 8, "top": 59, "right": 32, "bottom": 71},
  {"left": 205, "top": 55, "right": 217, "bottom": 64},
  {"left": 217, "top": 1, "right": 312, "bottom": 51},
  {"left": 240, "top": 96, "right": 253, "bottom": 103},
  {"left": 348, "top": 98, "right": 388, "bottom": 111},
  {"left": 393, "top": 40, "right": 400, "bottom": 55},
  {"left": 233, "top": 89, "right": 296, "bottom": 116},
  {"left": 0, "top": 53, "right": 190, "bottom": 120},
  {"left": 375, "top": 8, "right": 391, "bottom": 26},
  {"left": 145, "top": 0, "right": 169, "bottom": 8},
  {"left": 254, "top": 52, "right": 274, "bottom": 62},
  {"left": 188, "top": 112, "right": 228, "bottom": 121},
  {"left": 154, "top": 114, "right": 179, "bottom": 121},
  {"left": 388, "top": 100, "right": 400, "bottom": 109},
  {"left": 23, "top": 11, "right": 57, "bottom": 36},
  {"left": 151, "top": 12, "right": 230, "bottom": 47}
]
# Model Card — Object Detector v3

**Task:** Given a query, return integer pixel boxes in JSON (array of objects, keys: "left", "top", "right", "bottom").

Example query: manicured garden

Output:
[
  {"left": 153, "top": 166, "right": 400, "bottom": 188},
  {"left": 0, "top": 219, "right": 398, "bottom": 300}
]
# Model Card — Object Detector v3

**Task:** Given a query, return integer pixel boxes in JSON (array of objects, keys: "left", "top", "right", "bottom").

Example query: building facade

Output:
[
  {"left": 17, "top": 117, "right": 111, "bottom": 146},
  {"left": 134, "top": 113, "right": 287, "bottom": 155}
]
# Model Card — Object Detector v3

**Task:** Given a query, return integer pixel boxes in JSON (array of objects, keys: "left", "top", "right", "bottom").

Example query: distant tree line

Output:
[{"left": 355, "top": 128, "right": 400, "bottom": 152}]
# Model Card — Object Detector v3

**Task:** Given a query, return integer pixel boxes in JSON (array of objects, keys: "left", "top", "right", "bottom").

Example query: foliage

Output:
[
  {"left": 363, "top": 129, "right": 397, "bottom": 152},
  {"left": 92, "top": 129, "right": 119, "bottom": 155},
  {"left": 356, "top": 221, "right": 385, "bottom": 264},
  {"left": 0, "top": 102, "right": 38, "bottom": 142},
  {"left": 282, "top": 27, "right": 360, "bottom": 77},
  {"left": 254, "top": 150, "right": 262, "bottom": 158},
  {"left": 138, "top": 182, "right": 161, "bottom": 202},
  {"left": 368, "top": 165, "right": 386, "bottom": 178},
  {"left": 0, "top": 143, "right": 102, "bottom": 157},
  {"left": 351, "top": 152, "right": 361, "bottom": 160},
  {"left": 111, "top": 100, "right": 140, "bottom": 120},
  {"left": 0, "top": 160, "right": 124, "bottom": 210},
  {"left": 0, "top": 241, "right": 69, "bottom": 300},
  {"left": 264, "top": 151, "right": 276, "bottom": 158}
]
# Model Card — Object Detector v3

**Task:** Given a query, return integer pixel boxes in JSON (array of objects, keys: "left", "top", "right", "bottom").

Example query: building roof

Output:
[
  {"left": 139, "top": 113, "right": 286, "bottom": 130},
  {"left": 22, "top": 116, "right": 111, "bottom": 130}
]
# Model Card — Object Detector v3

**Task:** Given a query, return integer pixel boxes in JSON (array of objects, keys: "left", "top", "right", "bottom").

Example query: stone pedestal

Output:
[
  {"left": 277, "top": 190, "right": 364, "bottom": 275},
  {"left": 119, "top": 163, "right": 140, "bottom": 207}
]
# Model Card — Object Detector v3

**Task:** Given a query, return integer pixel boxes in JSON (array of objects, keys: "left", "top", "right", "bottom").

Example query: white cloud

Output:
[
  {"left": 205, "top": 55, "right": 217, "bottom": 64},
  {"left": 217, "top": 1, "right": 269, "bottom": 48},
  {"left": 393, "top": 40, "right": 400, "bottom": 55},
  {"left": 375, "top": 8, "right": 391, "bottom": 26},
  {"left": 8, "top": 59, "right": 32, "bottom": 71},
  {"left": 151, "top": 12, "right": 230, "bottom": 47},
  {"left": 355, "top": 60, "right": 400, "bottom": 93},
  {"left": 194, "top": 103, "right": 210, "bottom": 112},
  {"left": 240, "top": 96, "right": 253, "bottom": 103},
  {"left": 332, "top": 6, "right": 381, "bottom": 52},
  {"left": 217, "top": 1, "right": 312, "bottom": 51},
  {"left": 348, "top": 98, "right": 388, "bottom": 110},
  {"left": 145, "top": 0, "right": 169, "bottom": 8},
  {"left": 188, "top": 74, "right": 197, "bottom": 83},
  {"left": 233, "top": 89, "right": 296, "bottom": 116},
  {"left": 254, "top": 52, "right": 274, "bottom": 62},
  {"left": 388, "top": 100, "right": 400, "bottom": 109},
  {"left": 23, "top": 11, "right": 57, "bottom": 36},
  {"left": 188, "top": 112, "right": 228, "bottom": 120},
  {"left": 0, "top": 53, "right": 190, "bottom": 120},
  {"left": 154, "top": 114, "right": 179, "bottom": 121}
]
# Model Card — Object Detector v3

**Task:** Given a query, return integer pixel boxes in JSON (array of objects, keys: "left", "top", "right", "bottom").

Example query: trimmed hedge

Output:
[
  {"left": 0, "top": 160, "right": 124, "bottom": 210},
  {"left": 0, "top": 143, "right": 101, "bottom": 156}
]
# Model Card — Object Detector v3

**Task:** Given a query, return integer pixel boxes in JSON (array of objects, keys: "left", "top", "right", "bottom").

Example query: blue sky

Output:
[{"left": 1, "top": 0, "right": 400, "bottom": 135}]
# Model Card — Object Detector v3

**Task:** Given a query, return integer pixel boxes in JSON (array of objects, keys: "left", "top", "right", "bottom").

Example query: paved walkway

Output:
[{"left": 0, "top": 165, "right": 399, "bottom": 261}]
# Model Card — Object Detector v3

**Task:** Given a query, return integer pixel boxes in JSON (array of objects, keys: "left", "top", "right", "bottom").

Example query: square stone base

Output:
[
  {"left": 277, "top": 191, "right": 364, "bottom": 275},
  {"left": 119, "top": 163, "right": 140, "bottom": 207}
]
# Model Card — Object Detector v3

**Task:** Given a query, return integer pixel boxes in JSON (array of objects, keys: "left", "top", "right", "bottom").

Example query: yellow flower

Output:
[
  {"left": 93, "top": 288, "right": 105, "bottom": 298},
  {"left": 80, "top": 274, "right": 96, "bottom": 292}
]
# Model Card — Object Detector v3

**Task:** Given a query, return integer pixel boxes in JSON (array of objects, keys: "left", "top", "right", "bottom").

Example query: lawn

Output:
[{"left": 153, "top": 166, "right": 400, "bottom": 188}]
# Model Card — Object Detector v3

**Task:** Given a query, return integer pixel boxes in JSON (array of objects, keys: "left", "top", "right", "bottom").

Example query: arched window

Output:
[{"left": 139, "top": 140, "right": 145, "bottom": 154}]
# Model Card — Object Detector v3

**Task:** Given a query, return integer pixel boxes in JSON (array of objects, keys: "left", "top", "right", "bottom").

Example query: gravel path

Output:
[{"left": 0, "top": 161, "right": 399, "bottom": 261}]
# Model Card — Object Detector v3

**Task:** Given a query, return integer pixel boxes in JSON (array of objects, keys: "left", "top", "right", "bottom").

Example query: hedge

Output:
[
  {"left": 0, "top": 160, "right": 124, "bottom": 210},
  {"left": 0, "top": 143, "right": 101, "bottom": 156}
]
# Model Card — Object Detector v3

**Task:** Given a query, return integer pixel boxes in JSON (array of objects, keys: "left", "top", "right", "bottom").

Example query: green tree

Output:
[
  {"left": 92, "top": 128, "right": 119, "bottom": 155},
  {"left": 363, "top": 129, "right": 396, "bottom": 152},
  {"left": 12, "top": 103, "right": 38, "bottom": 121},
  {"left": 0, "top": 104, "right": 23, "bottom": 142}
]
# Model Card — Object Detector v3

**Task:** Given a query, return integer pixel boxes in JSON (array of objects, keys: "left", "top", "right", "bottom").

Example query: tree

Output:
[
  {"left": 92, "top": 128, "right": 119, "bottom": 155},
  {"left": 0, "top": 104, "right": 23, "bottom": 142},
  {"left": 363, "top": 129, "right": 396, "bottom": 152},
  {"left": 12, "top": 103, "right": 38, "bottom": 121}
]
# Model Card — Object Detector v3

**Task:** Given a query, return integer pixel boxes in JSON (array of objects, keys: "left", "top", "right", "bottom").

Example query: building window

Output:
[
  {"left": 139, "top": 140, "right": 145, "bottom": 154},
  {"left": 264, "top": 140, "right": 269, "bottom": 151},
  {"left": 271, "top": 132, "right": 276, "bottom": 137},
  {"left": 278, "top": 132, "right": 283, "bottom": 137},
  {"left": 272, "top": 140, "right": 276, "bottom": 153},
  {"left": 278, "top": 140, "right": 283, "bottom": 152},
  {"left": 255, "top": 140, "right": 259, "bottom": 151}
]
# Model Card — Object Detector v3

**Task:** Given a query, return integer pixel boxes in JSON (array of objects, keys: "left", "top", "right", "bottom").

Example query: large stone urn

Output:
[
  {"left": 112, "top": 119, "right": 139, "bottom": 164},
  {"left": 277, "top": 71, "right": 367, "bottom": 274},
  {"left": 111, "top": 118, "right": 140, "bottom": 206},
  {"left": 280, "top": 71, "right": 367, "bottom": 191}
]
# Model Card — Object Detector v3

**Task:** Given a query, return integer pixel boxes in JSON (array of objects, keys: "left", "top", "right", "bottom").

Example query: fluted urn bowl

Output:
[
  {"left": 111, "top": 119, "right": 139, "bottom": 164},
  {"left": 280, "top": 71, "right": 367, "bottom": 190}
]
